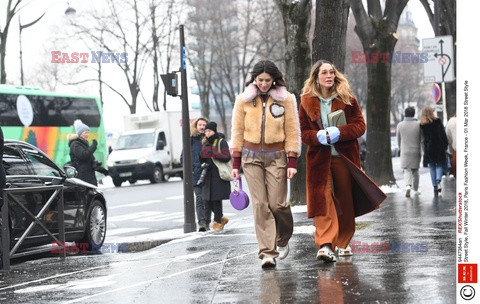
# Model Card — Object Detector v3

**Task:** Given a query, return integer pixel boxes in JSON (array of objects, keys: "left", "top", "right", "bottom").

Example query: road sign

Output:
[
  {"left": 432, "top": 83, "right": 441, "bottom": 103},
  {"left": 422, "top": 35, "right": 455, "bottom": 83}
]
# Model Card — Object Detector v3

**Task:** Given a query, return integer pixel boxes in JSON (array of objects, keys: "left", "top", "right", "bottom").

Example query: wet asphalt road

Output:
[{"left": 0, "top": 164, "right": 456, "bottom": 303}]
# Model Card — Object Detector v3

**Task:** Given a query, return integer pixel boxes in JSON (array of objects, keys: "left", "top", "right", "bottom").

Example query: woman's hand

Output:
[
  {"left": 232, "top": 169, "right": 240, "bottom": 179},
  {"left": 287, "top": 168, "right": 297, "bottom": 179}
]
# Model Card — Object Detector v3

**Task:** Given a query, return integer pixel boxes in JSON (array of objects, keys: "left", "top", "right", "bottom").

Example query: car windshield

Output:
[{"left": 114, "top": 133, "right": 154, "bottom": 150}]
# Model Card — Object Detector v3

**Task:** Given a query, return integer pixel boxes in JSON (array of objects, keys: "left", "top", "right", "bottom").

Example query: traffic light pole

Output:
[{"left": 179, "top": 25, "right": 196, "bottom": 233}]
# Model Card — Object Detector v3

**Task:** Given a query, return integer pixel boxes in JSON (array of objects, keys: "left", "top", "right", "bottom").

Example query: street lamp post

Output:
[{"left": 18, "top": 3, "right": 76, "bottom": 85}]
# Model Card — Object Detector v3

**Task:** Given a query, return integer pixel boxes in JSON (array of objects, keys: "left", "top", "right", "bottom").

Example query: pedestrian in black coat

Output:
[
  {"left": 420, "top": 107, "right": 448, "bottom": 196},
  {"left": 200, "top": 122, "right": 231, "bottom": 231},
  {"left": 68, "top": 120, "right": 107, "bottom": 186}
]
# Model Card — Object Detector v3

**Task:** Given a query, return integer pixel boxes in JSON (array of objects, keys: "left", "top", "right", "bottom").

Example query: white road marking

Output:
[
  {"left": 0, "top": 247, "right": 172, "bottom": 292},
  {"left": 106, "top": 227, "right": 149, "bottom": 236},
  {"left": 165, "top": 195, "right": 183, "bottom": 200},
  {"left": 133, "top": 212, "right": 183, "bottom": 222},
  {"left": 0, "top": 266, "right": 107, "bottom": 291},
  {"left": 1, "top": 233, "right": 254, "bottom": 297},
  {"left": 14, "top": 284, "right": 62, "bottom": 293},
  {"left": 108, "top": 211, "right": 164, "bottom": 222},
  {"left": 62, "top": 250, "right": 258, "bottom": 304},
  {"left": 14, "top": 276, "right": 117, "bottom": 293},
  {"left": 108, "top": 200, "right": 163, "bottom": 210},
  {"left": 105, "top": 228, "right": 185, "bottom": 243}
]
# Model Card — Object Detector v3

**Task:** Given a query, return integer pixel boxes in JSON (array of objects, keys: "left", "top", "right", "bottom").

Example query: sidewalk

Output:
[
  {"left": 1, "top": 168, "right": 456, "bottom": 303},
  {"left": 106, "top": 168, "right": 456, "bottom": 302}
]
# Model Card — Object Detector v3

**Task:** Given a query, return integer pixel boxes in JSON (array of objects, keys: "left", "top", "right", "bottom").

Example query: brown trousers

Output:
[
  {"left": 242, "top": 150, "right": 294, "bottom": 259},
  {"left": 314, "top": 157, "right": 355, "bottom": 249}
]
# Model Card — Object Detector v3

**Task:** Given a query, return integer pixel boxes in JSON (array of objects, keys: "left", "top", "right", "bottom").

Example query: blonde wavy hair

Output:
[
  {"left": 301, "top": 60, "right": 354, "bottom": 105},
  {"left": 420, "top": 106, "right": 437, "bottom": 125}
]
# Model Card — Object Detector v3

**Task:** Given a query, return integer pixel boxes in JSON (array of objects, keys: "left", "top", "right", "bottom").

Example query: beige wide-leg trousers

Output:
[{"left": 242, "top": 150, "right": 294, "bottom": 259}]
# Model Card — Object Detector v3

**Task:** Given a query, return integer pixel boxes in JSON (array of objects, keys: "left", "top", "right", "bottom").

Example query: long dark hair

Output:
[{"left": 245, "top": 60, "right": 287, "bottom": 88}]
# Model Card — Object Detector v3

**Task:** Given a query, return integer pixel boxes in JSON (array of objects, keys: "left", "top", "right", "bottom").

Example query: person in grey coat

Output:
[
  {"left": 200, "top": 122, "right": 231, "bottom": 231},
  {"left": 396, "top": 107, "right": 422, "bottom": 197}
]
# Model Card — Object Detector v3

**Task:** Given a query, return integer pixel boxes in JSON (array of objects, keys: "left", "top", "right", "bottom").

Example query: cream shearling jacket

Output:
[{"left": 231, "top": 84, "right": 301, "bottom": 157}]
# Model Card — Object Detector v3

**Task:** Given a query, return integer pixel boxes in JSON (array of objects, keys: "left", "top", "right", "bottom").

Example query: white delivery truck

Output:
[{"left": 106, "top": 110, "right": 199, "bottom": 187}]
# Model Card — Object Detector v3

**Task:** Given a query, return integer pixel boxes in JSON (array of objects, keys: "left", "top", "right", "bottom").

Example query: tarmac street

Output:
[{"left": 0, "top": 160, "right": 457, "bottom": 303}]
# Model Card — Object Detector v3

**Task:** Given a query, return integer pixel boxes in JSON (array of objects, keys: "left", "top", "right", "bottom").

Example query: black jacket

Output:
[
  {"left": 191, "top": 134, "right": 204, "bottom": 187},
  {"left": 68, "top": 134, "right": 98, "bottom": 186},
  {"left": 421, "top": 118, "right": 448, "bottom": 164},
  {"left": 180, "top": 133, "right": 205, "bottom": 187}
]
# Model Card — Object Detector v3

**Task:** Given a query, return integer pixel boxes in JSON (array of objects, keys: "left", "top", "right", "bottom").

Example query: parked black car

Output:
[{"left": 2, "top": 140, "right": 107, "bottom": 253}]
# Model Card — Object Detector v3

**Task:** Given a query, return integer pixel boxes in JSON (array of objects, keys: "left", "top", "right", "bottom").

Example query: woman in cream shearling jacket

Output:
[{"left": 231, "top": 60, "right": 301, "bottom": 269}]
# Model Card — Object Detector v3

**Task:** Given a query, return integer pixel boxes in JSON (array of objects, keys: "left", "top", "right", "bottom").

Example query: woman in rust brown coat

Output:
[{"left": 299, "top": 60, "right": 385, "bottom": 263}]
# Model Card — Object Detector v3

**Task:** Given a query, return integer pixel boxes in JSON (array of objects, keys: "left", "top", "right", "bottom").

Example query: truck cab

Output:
[
  {"left": 107, "top": 128, "right": 179, "bottom": 187},
  {"left": 106, "top": 111, "right": 197, "bottom": 187}
]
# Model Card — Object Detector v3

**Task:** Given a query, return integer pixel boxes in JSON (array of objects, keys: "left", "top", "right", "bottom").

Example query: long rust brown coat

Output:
[{"left": 299, "top": 94, "right": 386, "bottom": 218}]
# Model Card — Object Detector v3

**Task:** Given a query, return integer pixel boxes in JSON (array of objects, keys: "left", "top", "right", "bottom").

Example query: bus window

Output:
[
  {"left": 0, "top": 94, "right": 100, "bottom": 127},
  {"left": 0, "top": 86, "right": 106, "bottom": 168}
]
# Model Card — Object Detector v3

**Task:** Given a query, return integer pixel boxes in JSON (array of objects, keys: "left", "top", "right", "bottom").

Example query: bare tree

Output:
[
  {"left": 149, "top": 0, "right": 183, "bottom": 111},
  {"left": 0, "top": 0, "right": 23, "bottom": 84},
  {"left": 390, "top": 36, "right": 430, "bottom": 126},
  {"left": 350, "top": 0, "right": 409, "bottom": 186},
  {"left": 420, "top": 0, "right": 456, "bottom": 118},
  {"left": 345, "top": 14, "right": 368, "bottom": 112},
  {"left": 236, "top": 0, "right": 260, "bottom": 89},
  {"left": 312, "top": 0, "right": 350, "bottom": 68},
  {"left": 255, "top": 1, "right": 286, "bottom": 68},
  {"left": 69, "top": 0, "right": 151, "bottom": 114},
  {"left": 187, "top": 0, "right": 284, "bottom": 134},
  {"left": 186, "top": 0, "right": 216, "bottom": 119},
  {"left": 275, "top": 0, "right": 311, "bottom": 205}
]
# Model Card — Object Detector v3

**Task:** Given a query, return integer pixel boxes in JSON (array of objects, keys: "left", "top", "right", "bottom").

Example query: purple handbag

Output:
[{"left": 230, "top": 177, "right": 250, "bottom": 210}]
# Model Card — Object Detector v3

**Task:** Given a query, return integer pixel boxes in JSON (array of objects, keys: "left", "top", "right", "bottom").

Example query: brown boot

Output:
[
  {"left": 212, "top": 221, "right": 222, "bottom": 231},
  {"left": 220, "top": 216, "right": 229, "bottom": 229}
]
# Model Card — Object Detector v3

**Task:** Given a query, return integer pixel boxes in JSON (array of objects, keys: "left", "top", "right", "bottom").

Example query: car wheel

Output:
[
  {"left": 112, "top": 178, "right": 123, "bottom": 187},
  {"left": 150, "top": 165, "right": 164, "bottom": 183},
  {"left": 78, "top": 200, "right": 106, "bottom": 253}
]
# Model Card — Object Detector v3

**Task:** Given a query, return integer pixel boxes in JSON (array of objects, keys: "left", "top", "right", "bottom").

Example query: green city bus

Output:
[{"left": 0, "top": 85, "right": 107, "bottom": 168}]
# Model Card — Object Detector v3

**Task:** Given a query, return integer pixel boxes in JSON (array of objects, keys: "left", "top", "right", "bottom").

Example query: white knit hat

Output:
[{"left": 73, "top": 119, "right": 89, "bottom": 136}]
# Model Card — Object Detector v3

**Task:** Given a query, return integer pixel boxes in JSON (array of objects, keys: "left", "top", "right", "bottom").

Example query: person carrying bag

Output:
[{"left": 200, "top": 122, "right": 231, "bottom": 231}]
